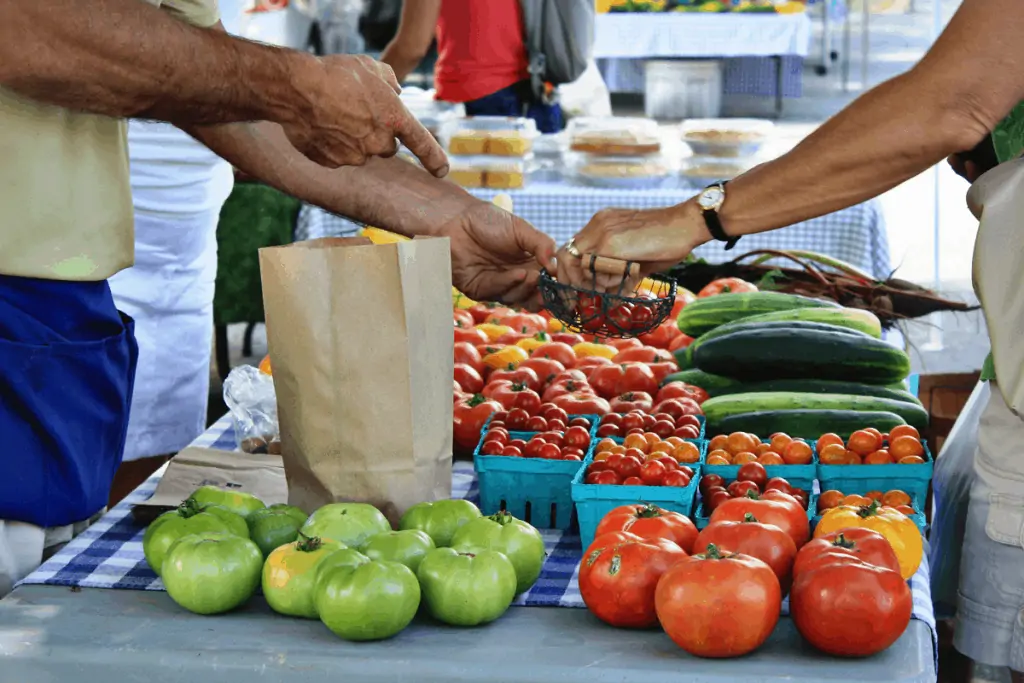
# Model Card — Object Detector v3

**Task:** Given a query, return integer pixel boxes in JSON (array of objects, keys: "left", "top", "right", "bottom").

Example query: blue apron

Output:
[{"left": 0, "top": 275, "right": 138, "bottom": 528}]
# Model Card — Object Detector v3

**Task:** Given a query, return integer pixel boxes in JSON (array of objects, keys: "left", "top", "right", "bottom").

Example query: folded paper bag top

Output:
[{"left": 258, "top": 236, "right": 455, "bottom": 526}]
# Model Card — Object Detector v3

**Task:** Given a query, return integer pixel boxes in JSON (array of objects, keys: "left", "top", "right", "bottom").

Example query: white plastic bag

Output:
[
  {"left": 558, "top": 60, "right": 612, "bottom": 119},
  {"left": 929, "top": 381, "right": 987, "bottom": 618},
  {"left": 222, "top": 365, "right": 279, "bottom": 454}
]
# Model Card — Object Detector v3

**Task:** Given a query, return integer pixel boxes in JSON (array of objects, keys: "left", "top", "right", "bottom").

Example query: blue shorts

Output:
[
  {"left": 0, "top": 275, "right": 138, "bottom": 528},
  {"left": 464, "top": 81, "right": 564, "bottom": 134}
]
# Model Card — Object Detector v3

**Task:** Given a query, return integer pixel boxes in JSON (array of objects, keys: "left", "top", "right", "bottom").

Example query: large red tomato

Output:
[
  {"left": 468, "top": 303, "right": 514, "bottom": 324},
  {"left": 453, "top": 395, "right": 502, "bottom": 451},
  {"left": 638, "top": 320, "right": 682, "bottom": 350},
  {"left": 668, "top": 333, "right": 694, "bottom": 353},
  {"left": 595, "top": 504, "right": 698, "bottom": 554},
  {"left": 453, "top": 309, "right": 474, "bottom": 328},
  {"left": 697, "top": 278, "right": 758, "bottom": 298},
  {"left": 454, "top": 327, "right": 489, "bottom": 345},
  {"left": 611, "top": 347, "right": 675, "bottom": 365},
  {"left": 489, "top": 366, "right": 541, "bottom": 392},
  {"left": 529, "top": 342, "right": 577, "bottom": 368},
  {"left": 542, "top": 379, "right": 592, "bottom": 403},
  {"left": 574, "top": 356, "right": 613, "bottom": 379},
  {"left": 501, "top": 313, "right": 547, "bottom": 335},
  {"left": 709, "top": 496, "right": 810, "bottom": 548},
  {"left": 517, "top": 358, "right": 566, "bottom": 388},
  {"left": 552, "top": 392, "right": 610, "bottom": 416},
  {"left": 793, "top": 528, "right": 901, "bottom": 577},
  {"left": 693, "top": 514, "right": 797, "bottom": 592},
  {"left": 454, "top": 341, "right": 484, "bottom": 374},
  {"left": 790, "top": 555, "right": 912, "bottom": 657},
  {"left": 453, "top": 363, "right": 484, "bottom": 394},
  {"left": 656, "top": 382, "right": 709, "bottom": 405},
  {"left": 655, "top": 544, "right": 781, "bottom": 657},
  {"left": 578, "top": 537, "right": 687, "bottom": 628},
  {"left": 609, "top": 392, "right": 655, "bottom": 414},
  {"left": 584, "top": 530, "right": 643, "bottom": 555}
]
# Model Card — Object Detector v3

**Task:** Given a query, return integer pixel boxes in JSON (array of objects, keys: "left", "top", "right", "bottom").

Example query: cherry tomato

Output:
[
  {"left": 607, "top": 303, "right": 636, "bottom": 332},
  {"left": 700, "top": 474, "right": 726, "bottom": 495},
  {"left": 538, "top": 443, "right": 562, "bottom": 460},
  {"left": 569, "top": 417, "right": 592, "bottom": 429},
  {"left": 562, "top": 452, "right": 582, "bottom": 462},
  {"left": 564, "top": 426, "right": 592, "bottom": 451},
  {"left": 674, "top": 426, "right": 701, "bottom": 440},
  {"left": 705, "top": 489, "right": 732, "bottom": 511},
  {"left": 597, "top": 423, "right": 622, "bottom": 438},
  {"left": 483, "top": 428, "right": 509, "bottom": 444},
  {"left": 525, "top": 416, "right": 548, "bottom": 432},
  {"left": 654, "top": 456, "right": 680, "bottom": 471},
  {"left": 562, "top": 447, "right": 585, "bottom": 460},
  {"left": 620, "top": 413, "right": 645, "bottom": 433},
  {"left": 765, "top": 477, "right": 792, "bottom": 494},
  {"left": 547, "top": 418, "right": 567, "bottom": 433},
  {"left": 480, "top": 440, "right": 504, "bottom": 455},
  {"left": 662, "top": 470, "right": 692, "bottom": 487},
  {"left": 728, "top": 480, "right": 761, "bottom": 498},
  {"left": 525, "top": 437, "right": 547, "bottom": 458},
  {"left": 506, "top": 408, "right": 531, "bottom": 431},
  {"left": 592, "top": 470, "right": 620, "bottom": 486},
  {"left": 601, "top": 413, "right": 622, "bottom": 426},
  {"left": 640, "top": 460, "right": 668, "bottom": 486},
  {"left": 676, "top": 414, "right": 701, "bottom": 430},
  {"left": 651, "top": 420, "right": 675, "bottom": 439},
  {"left": 642, "top": 414, "right": 657, "bottom": 430},
  {"left": 623, "top": 476, "right": 644, "bottom": 486},
  {"left": 614, "top": 455, "right": 644, "bottom": 480},
  {"left": 508, "top": 439, "right": 527, "bottom": 452},
  {"left": 540, "top": 405, "right": 570, "bottom": 424},
  {"left": 501, "top": 446, "right": 522, "bottom": 457},
  {"left": 677, "top": 465, "right": 695, "bottom": 478},
  {"left": 539, "top": 431, "right": 564, "bottom": 446},
  {"left": 737, "top": 462, "right": 769, "bottom": 491}
]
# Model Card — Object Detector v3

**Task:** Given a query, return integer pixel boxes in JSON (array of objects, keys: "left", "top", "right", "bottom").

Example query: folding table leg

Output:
[{"left": 774, "top": 56, "right": 784, "bottom": 118}]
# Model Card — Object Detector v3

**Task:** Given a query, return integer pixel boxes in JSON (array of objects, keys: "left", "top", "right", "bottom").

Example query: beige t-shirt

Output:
[{"left": 0, "top": 0, "right": 220, "bottom": 282}]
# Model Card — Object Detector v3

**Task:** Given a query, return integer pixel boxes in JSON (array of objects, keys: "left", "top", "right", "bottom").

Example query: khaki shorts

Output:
[{"left": 0, "top": 510, "right": 104, "bottom": 598}]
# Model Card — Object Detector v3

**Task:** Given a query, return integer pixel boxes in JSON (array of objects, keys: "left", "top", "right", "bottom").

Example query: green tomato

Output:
[
  {"left": 450, "top": 511, "right": 546, "bottom": 594},
  {"left": 262, "top": 536, "right": 344, "bottom": 619},
  {"left": 267, "top": 503, "right": 309, "bottom": 524},
  {"left": 247, "top": 507, "right": 308, "bottom": 557},
  {"left": 399, "top": 499, "right": 481, "bottom": 547},
  {"left": 199, "top": 504, "right": 250, "bottom": 539},
  {"left": 312, "top": 548, "right": 370, "bottom": 596},
  {"left": 161, "top": 532, "right": 263, "bottom": 615},
  {"left": 188, "top": 485, "right": 265, "bottom": 519},
  {"left": 300, "top": 503, "right": 391, "bottom": 550},
  {"left": 315, "top": 560, "right": 420, "bottom": 641},
  {"left": 416, "top": 547, "right": 517, "bottom": 626},
  {"left": 362, "top": 530, "right": 435, "bottom": 573},
  {"left": 143, "top": 500, "right": 246, "bottom": 575}
]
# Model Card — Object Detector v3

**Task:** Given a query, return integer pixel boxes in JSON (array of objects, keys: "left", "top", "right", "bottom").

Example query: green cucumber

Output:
[
  {"left": 709, "top": 379, "right": 922, "bottom": 406},
  {"left": 712, "top": 410, "right": 908, "bottom": 439},
  {"left": 660, "top": 369, "right": 742, "bottom": 397},
  {"left": 676, "top": 292, "right": 840, "bottom": 337},
  {"left": 693, "top": 328, "right": 911, "bottom": 385},
  {"left": 727, "top": 307, "right": 882, "bottom": 338},
  {"left": 701, "top": 392, "right": 929, "bottom": 430},
  {"left": 685, "top": 321, "right": 868, "bottom": 367}
]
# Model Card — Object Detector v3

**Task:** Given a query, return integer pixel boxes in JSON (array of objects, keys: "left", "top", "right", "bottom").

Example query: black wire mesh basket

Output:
[{"left": 538, "top": 255, "right": 676, "bottom": 338}]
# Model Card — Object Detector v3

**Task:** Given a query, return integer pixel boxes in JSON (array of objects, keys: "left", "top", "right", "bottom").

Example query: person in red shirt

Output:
[{"left": 381, "top": 0, "right": 563, "bottom": 133}]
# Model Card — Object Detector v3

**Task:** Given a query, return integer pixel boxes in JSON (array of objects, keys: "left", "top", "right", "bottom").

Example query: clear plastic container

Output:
[
  {"left": 679, "top": 157, "right": 753, "bottom": 187},
  {"left": 400, "top": 88, "right": 462, "bottom": 138},
  {"left": 568, "top": 152, "right": 671, "bottom": 189},
  {"left": 441, "top": 116, "right": 538, "bottom": 157},
  {"left": 567, "top": 117, "right": 662, "bottom": 156},
  {"left": 448, "top": 155, "right": 528, "bottom": 190},
  {"left": 680, "top": 118, "right": 774, "bottom": 158}
]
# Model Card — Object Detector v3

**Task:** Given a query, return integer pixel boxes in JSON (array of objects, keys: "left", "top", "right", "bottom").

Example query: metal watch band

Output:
[{"left": 702, "top": 181, "right": 739, "bottom": 251}]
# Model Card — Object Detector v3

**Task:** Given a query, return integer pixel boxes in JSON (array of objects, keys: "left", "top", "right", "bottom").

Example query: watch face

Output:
[{"left": 698, "top": 186, "right": 724, "bottom": 210}]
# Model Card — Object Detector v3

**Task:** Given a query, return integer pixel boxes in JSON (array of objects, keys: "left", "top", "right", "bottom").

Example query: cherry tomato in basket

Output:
[
  {"left": 728, "top": 480, "right": 761, "bottom": 499},
  {"left": 640, "top": 460, "right": 668, "bottom": 486},
  {"left": 654, "top": 456, "right": 680, "bottom": 472},
  {"left": 564, "top": 426, "right": 591, "bottom": 451},
  {"left": 505, "top": 408, "right": 531, "bottom": 431},
  {"left": 651, "top": 420, "right": 676, "bottom": 439},
  {"left": 700, "top": 474, "right": 726, "bottom": 495},
  {"left": 737, "top": 462, "right": 769, "bottom": 491},
  {"left": 508, "top": 439, "right": 528, "bottom": 452},
  {"left": 569, "top": 417, "right": 592, "bottom": 429},
  {"left": 525, "top": 416, "right": 548, "bottom": 432},
  {"left": 547, "top": 418, "right": 567, "bottom": 433},
  {"left": 483, "top": 428, "right": 509, "bottom": 444},
  {"left": 524, "top": 437, "right": 547, "bottom": 458},
  {"left": 607, "top": 303, "right": 636, "bottom": 332},
  {"left": 591, "top": 470, "right": 620, "bottom": 486},
  {"left": 613, "top": 455, "right": 644, "bottom": 481},
  {"left": 501, "top": 446, "right": 522, "bottom": 457},
  {"left": 662, "top": 470, "right": 692, "bottom": 488},
  {"left": 540, "top": 405, "right": 570, "bottom": 425},
  {"left": 480, "top": 440, "right": 504, "bottom": 456},
  {"left": 597, "top": 423, "right": 621, "bottom": 438},
  {"left": 538, "top": 443, "right": 562, "bottom": 460}
]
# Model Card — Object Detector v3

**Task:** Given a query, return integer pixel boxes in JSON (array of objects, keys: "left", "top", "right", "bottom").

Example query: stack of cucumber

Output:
[{"left": 664, "top": 292, "right": 927, "bottom": 438}]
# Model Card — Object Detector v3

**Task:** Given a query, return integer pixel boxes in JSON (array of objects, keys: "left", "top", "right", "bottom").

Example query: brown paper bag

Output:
[
  {"left": 131, "top": 447, "right": 288, "bottom": 524},
  {"left": 258, "top": 236, "right": 453, "bottom": 525}
]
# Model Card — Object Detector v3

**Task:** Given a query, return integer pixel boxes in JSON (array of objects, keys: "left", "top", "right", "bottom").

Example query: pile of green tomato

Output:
[{"left": 142, "top": 486, "right": 546, "bottom": 641}]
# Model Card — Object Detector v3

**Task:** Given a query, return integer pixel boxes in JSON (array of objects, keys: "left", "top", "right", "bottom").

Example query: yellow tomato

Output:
[
  {"left": 546, "top": 317, "right": 567, "bottom": 333},
  {"left": 258, "top": 355, "right": 273, "bottom": 376},
  {"left": 814, "top": 501, "right": 923, "bottom": 580},
  {"left": 262, "top": 537, "right": 344, "bottom": 618},
  {"left": 572, "top": 342, "right": 618, "bottom": 360},
  {"left": 361, "top": 226, "right": 408, "bottom": 244},
  {"left": 452, "top": 287, "right": 476, "bottom": 310},
  {"left": 516, "top": 334, "right": 551, "bottom": 354},
  {"left": 474, "top": 323, "right": 515, "bottom": 342},
  {"left": 483, "top": 345, "right": 529, "bottom": 370}
]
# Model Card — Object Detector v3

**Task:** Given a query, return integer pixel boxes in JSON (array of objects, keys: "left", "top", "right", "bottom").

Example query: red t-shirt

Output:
[{"left": 434, "top": 0, "right": 530, "bottom": 103}]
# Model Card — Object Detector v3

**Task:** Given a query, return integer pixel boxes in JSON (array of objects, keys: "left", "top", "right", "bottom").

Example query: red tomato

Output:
[
  {"left": 705, "top": 489, "right": 732, "bottom": 512},
  {"left": 453, "top": 309, "right": 474, "bottom": 328},
  {"left": 736, "top": 462, "right": 769, "bottom": 491},
  {"left": 516, "top": 358, "right": 566, "bottom": 388},
  {"left": 524, "top": 437, "right": 547, "bottom": 458},
  {"left": 727, "top": 480, "right": 761, "bottom": 498},
  {"left": 529, "top": 342, "right": 577, "bottom": 369},
  {"left": 663, "top": 472, "right": 691, "bottom": 489},
  {"left": 550, "top": 332, "right": 585, "bottom": 346},
  {"left": 453, "top": 363, "right": 484, "bottom": 394},
  {"left": 596, "top": 423, "right": 621, "bottom": 438},
  {"left": 563, "top": 426, "right": 591, "bottom": 451},
  {"left": 502, "top": 313, "right": 547, "bottom": 335},
  {"left": 541, "top": 379, "right": 591, "bottom": 403},
  {"left": 482, "top": 428, "right": 509, "bottom": 444},
  {"left": 550, "top": 369, "right": 588, "bottom": 385},
  {"left": 792, "top": 528, "right": 901, "bottom": 577},
  {"left": 525, "top": 416, "right": 548, "bottom": 432},
  {"left": 638, "top": 320, "right": 682, "bottom": 349},
  {"left": 607, "top": 303, "right": 637, "bottom": 332},
  {"left": 611, "top": 455, "right": 644, "bottom": 480},
  {"left": 668, "top": 333, "right": 695, "bottom": 353},
  {"left": 790, "top": 556, "right": 912, "bottom": 657},
  {"left": 595, "top": 503, "right": 698, "bottom": 553},
  {"left": 537, "top": 443, "right": 561, "bottom": 460},
  {"left": 489, "top": 366, "right": 541, "bottom": 392},
  {"left": 574, "top": 356, "right": 613, "bottom": 379},
  {"left": 620, "top": 412, "right": 645, "bottom": 433},
  {"left": 764, "top": 477, "right": 792, "bottom": 494},
  {"left": 653, "top": 398, "right": 703, "bottom": 419},
  {"left": 648, "top": 362, "right": 680, "bottom": 385},
  {"left": 590, "top": 470, "right": 620, "bottom": 485},
  {"left": 505, "top": 408, "right": 531, "bottom": 431},
  {"left": 584, "top": 531, "right": 644, "bottom": 555},
  {"left": 469, "top": 304, "right": 514, "bottom": 324},
  {"left": 694, "top": 517, "right": 797, "bottom": 594},
  {"left": 551, "top": 392, "right": 611, "bottom": 416},
  {"left": 454, "top": 342, "right": 484, "bottom": 374},
  {"left": 455, "top": 327, "right": 489, "bottom": 345},
  {"left": 655, "top": 545, "right": 781, "bottom": 657},
  {"left": 618, "top": 364, "right": 659, "bottom": 396},
  {"left": 480, "top": 440, "right": 504, "bottom": 455},
  {"left": 611, "top": 347, "right": 675, "bottom": 365},
  {"left": 630, "top": 305, "right": 655, "bottom": 331},
  {"left": 656, "top": 382, "right": 710, "bottom": 405},
  {"left": 509, "top": 388, "right": 542, "bottom": 415},
  {"left": 699, "top": 474, "right": 726, "bottom": 495},
  {"left": 651, "top": 420, "right": 675, "bottom": 439},
  {"left": 605, "top": 338, "right": 644, "bottom": 351},
  {"left": 697, "top": 278, "right": 758, "bottom": 298},
  {"left": 501, "top": 446, "right": 522, "bottom": 457},
  {"left": 588, "top": 365, "right": 624, "bottom": 399},
  {"left": 622, "top": 476, "right": 644, "bottom": 486},
  {"left": 676, "top": 414, "right": 701, "bottom": 430},
  {"left": 710, "top": 496, "right": 810, "bottom": 548},
  {"left": 539, "top": 404, "right": 569, "bottom": 424},
  {"left": 640, "top": 461, "right": 667, "bottom": 486},
  {"left": 653, "top": 455, "right": 679, "bottom": 471},
  {"left": 608, "top": 391, "right": 654, "bottom": 414},
  {"left": 578, "top": 537, "right": 688, "bottom": 628},
  {"left": 453, "top": 395, "right": 502, "bottom": 451}
]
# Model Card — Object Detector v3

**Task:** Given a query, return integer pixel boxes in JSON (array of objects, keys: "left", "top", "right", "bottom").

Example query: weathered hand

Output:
[
  {"left": 556, "top": 204, "right": 705, "bottom": 292},
  {"left": 441, "top": 201, "right": 556, "bottom": 309},
  {"left": 283, "top": 54, "right": 448, "bottom": 176}
]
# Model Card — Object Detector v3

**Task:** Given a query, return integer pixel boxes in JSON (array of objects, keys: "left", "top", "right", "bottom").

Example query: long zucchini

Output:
[
  {"left": 713, "top": 410, "right": 908, "bottom": 439},
  {"left": 709, "top": 379, "right": 922, "bottom": 406},
  {"left": 676, "top": 292, "right": 840, "bottom": 337},
  {"left": 701, "top": 392, "right": 929, "bottom": 430}
]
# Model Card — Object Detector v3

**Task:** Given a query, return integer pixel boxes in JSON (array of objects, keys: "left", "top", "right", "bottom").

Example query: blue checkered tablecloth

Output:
[
  {"left": 598, "top": 57, "right": 805, "bottom": 99},
  {"left": 21, "top": 415, "right": 935, "bottom": 647},
  {"left": 296, "top": 184, "right": 892, "bottom": 280}
]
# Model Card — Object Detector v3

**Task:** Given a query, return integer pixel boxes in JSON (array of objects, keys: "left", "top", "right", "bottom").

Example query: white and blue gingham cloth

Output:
[
  {"left": 296, "top": 186, "right": 891, "bottom": 281},
  {"left": 19, "top": 413, "right": 935, "bottom": 662}
]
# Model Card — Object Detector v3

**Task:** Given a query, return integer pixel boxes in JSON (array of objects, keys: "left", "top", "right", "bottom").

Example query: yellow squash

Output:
[{"left": 814, "top": 501, "right": 923, "bottom": 580}]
